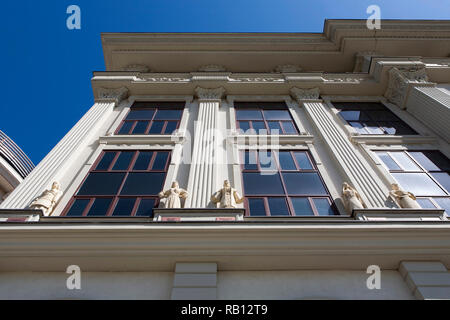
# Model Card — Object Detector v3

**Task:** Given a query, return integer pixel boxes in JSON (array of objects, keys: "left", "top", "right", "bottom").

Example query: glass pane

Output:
[
  {"left": 434, "top": 198, "right": 450, "bottom": 214},
  {"left": 409, "top": 151, "right": 450, "bottom": 171},
  {"left": 252, "top": 121, "right": 267, "bottom": 134},
  {"left": 111, "top": 198, "right": 136, "bottom": 216},
  {"left": 416, "top": 198, "right": 436, "bottom": 209},
  {"left": 431, "top": 172, "right": 450, "bottom": 193},
  {"left": 389, "top": 122, "right": 416, "bottom": 135},
  {"left": 243, "top": 173, "right": 284, "bottom": 195},
  {"left": 238, "top": 121, "right": 250, "bottom": 132},
  {"left": 268, "top": 197, "right": 290, "bottom": 216},
  {"left": 349, "top": 122, "right": 367, "bottom": 134},
  {"left": 291, "top": 198, "right": 314, "bottom": 216},
  {"left": 118, "top": 122, "right": 133, "bottom": 134},
  {"left": 263, "top": 110, "right": 291, "bottom": 120},
  {"left": 259, "top": 151, "right": 276, "bottom": 170},
  {"left": 112, "top": 152, "right": 134, "bottom": 170},
  {"left": 244, "top": 151, "right": 258, "bottom": 170},
  {"left": 131, "top": 121, "right": 148, "bottom": 134},
  {"left": 339, "top": 111, "right": 369, "bottom": 121},
  {"left": 376, "top": 152, "right": 401, "bottom": 171},
  {"left": 148, "top": 121, "right": 164, "bottom": 134},
  {"left": 282, "top": 172, "right": 328, "bottom": 195},
  {"left": 248, "top": 198, "right": 266, "bottom": 216},
  {"left": 164, "top": 121, "right": 178, "bottom": 134},
  {"left": 363, "top": 122, "right": 383, "bottom": 134},
  {"left": 152, "top": 152, "right": 169, "bottom": 170},
  {"left": 294, "top": 152, "right": 313, "bottom": 170},
  {"left": 278, "top": 152, "right": 296, "bottom": 170},
  {"left": 313, "top": 198, "right": 334, "bottom": 216},
  {"left": 66, "top": 199, "right": 90, "bottom": 216},
  {"left": 126, "top": 109, "right": 155, "bottom": 120},
  {"left": 120, "top": 173, "right": 165, "bottom": 195},
  {"left": 390, "top": 152, "right": 421, "bottom": 171},
  {"left": 380, "top": 123, "right": 397, "bottom": 135},
  {"left": 392, "top": 173, "right": 446, "bottom": 196},
  {"left": 78, "top": 173, "right": 125, "bottom": 195},
  {"left": 154, "top": 109, "right": 183, "bottom": 120},
  {"left": 133, "top": 152, "right": 153, "bottom": 171},
  {"left": 268, "top": 122, "right": 282, "bottom": 135},
  {"left": 86, "top": 198, "right": 112, "bottom": 216},
  {"left": 281, "top": 122, "right": 297, "bottom": 134},
  {"left": 135, "top": 199, "right": 156, "bottom": 217},
  {"left": 236, "top": 109, "right": 263, "bottom": 120},
  {"left": 95, "top": 152, "right": 116, "bottom": 171},
  {"left": 366, "top": 110, "right": 398, "bottom": 121}
]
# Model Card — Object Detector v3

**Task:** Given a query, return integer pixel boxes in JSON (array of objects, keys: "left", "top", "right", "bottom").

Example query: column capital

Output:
[
  {"left": 290, "top": 87, "right": 321, "bottom": 102},
  {"left": 195, "top": 87, "right": 226, "bottom": 101},
  {"left": 95, "top": 87, "right": 129, "bottom": 106},
  {"left": 384, "top": 67, "right": 435, "bottom": 109}
]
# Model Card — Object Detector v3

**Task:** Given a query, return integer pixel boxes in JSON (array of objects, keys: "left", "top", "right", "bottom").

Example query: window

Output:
[
  {"left": 62, "top": 150, "right": 170, "bottom": 217},
  {"left": 235, "top": 102, "right": 299, "bottom": 135},
  {"left": 241, "top": 150, "right": 336, "bottom": 216},
  {"left": 333, "top": 102, "right": 417, "bottom": 135},
  {"left": 376, "top": 150, "right": 450, "bottom": 214},
  {"left": 116, "top": 102, "right": 184, "bottom": 135}
]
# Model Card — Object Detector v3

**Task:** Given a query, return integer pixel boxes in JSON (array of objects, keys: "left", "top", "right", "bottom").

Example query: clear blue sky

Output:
[{"left": 1, "top": 0, "right": 449, "bottom": 164}]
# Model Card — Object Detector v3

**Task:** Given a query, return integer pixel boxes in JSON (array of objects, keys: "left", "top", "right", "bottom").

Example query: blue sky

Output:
[{"left": 0, "top": 0, "right": 449, "bottom": 164}]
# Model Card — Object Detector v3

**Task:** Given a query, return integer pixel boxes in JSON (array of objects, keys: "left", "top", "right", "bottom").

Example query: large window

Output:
[
  {"left": 62, "top": 150, "right": 170, "bottom": 217},
  {"left": 376, "top": 150, "right": 450, "bottom": 214},
  {"left": 235, "top": 102, "right": 299, "bottom": 135},
  {"left": 241, "top": 150, "right": 336, "bottom": 216},
  {"left": 116, "top": 102, "right": 184, "bottom": 135},
  {"left": 333, "top": 102, "right": 417, "bottom": 135}
]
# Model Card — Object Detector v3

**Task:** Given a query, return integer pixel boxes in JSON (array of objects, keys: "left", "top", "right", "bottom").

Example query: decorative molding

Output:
[
  {"left": 290, "top": 87, "right": 320, "bottom": 100},
  {"left": 195, "top": 87, "right": 226, "bottom": 101},
  {"left": 350, "top": 135, "right": 438, "bottom": 145},
  {"left": 96, "top": 87, "right": 129, "bottom": 105},
  {"left": 274, "top": 64, "right": 302, "bottom": 73},
  {"left": 198, "top": 65, "right": 227, "bottom": 72},
  {"left": 123, "top": 64, "right": 150, "bottom": 72},
  {"left": 384, "top": 67, "right": 434, "bottom": 109},
  {"left": 99, "top": 134, "right": 185, "bottom": 145}
]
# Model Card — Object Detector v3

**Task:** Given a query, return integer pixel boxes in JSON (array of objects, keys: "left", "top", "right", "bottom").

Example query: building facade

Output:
[
  {"left": 0, "top": 130, "right": 34, "bottom": 205},
  {"left": 0, "top": 20, "right": 450, "bottom": 300}
]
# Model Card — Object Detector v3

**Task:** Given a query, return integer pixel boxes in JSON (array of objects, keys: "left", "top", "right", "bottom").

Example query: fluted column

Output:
[
  {"left": 185, "top": 87, "right": 225, "bottom": 208},
  {"left": 405, "top": 86, "right": 450, "bottom": 143},
  {"left": 291, "top": 87, "right": 387, "bottom": 208},
  {"left": 0, "top": 87, "right": 129, "bottom": 209}
]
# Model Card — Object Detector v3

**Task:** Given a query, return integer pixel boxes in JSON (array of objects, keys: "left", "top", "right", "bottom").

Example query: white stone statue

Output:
[
  {"left": 390, "top": 183, "right": 421, "bottom": 209},
  {"left": 211, "top": 180, "right": 244, "bottom": 208},
  {"left": 158, "top": 181, "right": 188, "bottom": 209},
  {"left": 29, "top": 181, "right": 62, "bottom": 216},
  {"left": 342, "top": 182, "right": 367, "bottom": 213}
]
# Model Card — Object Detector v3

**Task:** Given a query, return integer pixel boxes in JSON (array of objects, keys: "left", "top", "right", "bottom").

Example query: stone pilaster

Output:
[
  {"left": 0, "top": 87, "right": 129, "bottom": 210},
  {"left": 291, "top": 87, "right": 387, "bottom": 208},
  {"left": 405, "top": 86, "right": 450, "bottom": 143},
  {"left": 185, "top": 87, "right": 225, "bottom": 208}
]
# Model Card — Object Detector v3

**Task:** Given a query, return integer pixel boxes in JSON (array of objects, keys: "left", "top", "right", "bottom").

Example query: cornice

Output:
[{"left": 95, "top": 87, "right": 129, "bottom": 105}]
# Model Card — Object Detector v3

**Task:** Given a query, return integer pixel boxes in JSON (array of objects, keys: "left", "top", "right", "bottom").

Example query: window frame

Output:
[
  {"left": 234, "top": 102, "right": 300, "bottom": 135},
  {"left": 115, "top": 102, "right": 184, "bottom": 135},
  {"left": 61, "top": 150, "right": 171, "bottom": 217},
  {"left": 240, "top": 150, "right": 336, "bottom": 217}
]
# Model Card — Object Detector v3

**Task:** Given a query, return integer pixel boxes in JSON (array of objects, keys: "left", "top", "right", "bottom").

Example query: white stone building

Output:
[
  {"left": 0, "top": 130, "right": 34, "bottom": 205},
  {"left": 0, "top": 20, "right": 450, "bottom": 300}
]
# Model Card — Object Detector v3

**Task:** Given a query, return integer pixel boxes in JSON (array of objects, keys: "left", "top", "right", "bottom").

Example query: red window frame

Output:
[
  {"left": 61, "top": 150, "right": 171, "bottom": 217},
  {"left": 234, "top": 102, "right": 299, "bottom": 135},
  {"left": 240, "top": 150, "right": 336, "bottom": 217},
  {"left": 116, "top": 102, "right": 184, "bottom": 135}
]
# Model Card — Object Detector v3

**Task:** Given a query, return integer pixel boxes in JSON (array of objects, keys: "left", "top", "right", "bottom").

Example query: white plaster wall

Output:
[
  {"left": 217, "top": 270, "right": 415, "bottom": 300},
  {"left": 0, "top": 272, "right": 173, "bottom": 300}
]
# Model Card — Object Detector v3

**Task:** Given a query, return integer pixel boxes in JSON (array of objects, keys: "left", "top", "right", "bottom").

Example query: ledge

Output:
[
  {"left": 0, "top": 209, "right": 42, "bottom": 223},
  {"left": 99, "top": 134, "right": 185, "bottom": 145},
  {"left": 353, "top": 208, "right": 447, "bottom": 221},
  {"left": 153, "top": 208, "right": 245, "bottom": 222},
  {"left": 228, "top": 134, "right": 314, "bottom": 145},
  {"left": 349, "top": 135, "right": 438, "bottom": 145}
]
